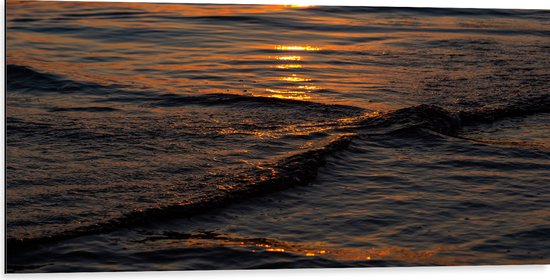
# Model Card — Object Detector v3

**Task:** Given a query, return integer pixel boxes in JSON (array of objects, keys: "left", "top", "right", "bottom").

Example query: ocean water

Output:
[{"left": 5, "top": 1, "right": 550, "bottom": 272}]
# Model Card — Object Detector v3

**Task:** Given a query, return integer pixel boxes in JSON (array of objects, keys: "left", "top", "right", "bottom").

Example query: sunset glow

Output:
[
  {"left": 288, "top": 1, "right": 315, "bottom": 8},
  {"left": 267, "top": 94, "right": 312, "bottom": 100},
  {"left": 275, "top": 64, "right": 303, "bottom": 69},
  {"left": 266, "top": 88, "right": 307, "bottom": 95},
  {"left": 297, "top": 85, "right": 317, "bottom": 90},
  {"left": 275, "top": 45, "right": 321, "bottom": 51},
  {"left": 276, "top": 56, "right": 303, "bottom": 61},
  {"left": 280, "top": 75, "right": 312, "bottom": 82}
]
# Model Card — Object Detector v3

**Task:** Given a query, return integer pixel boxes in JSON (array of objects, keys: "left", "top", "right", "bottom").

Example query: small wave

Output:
[
  {"left": 7, "top": 64, "right": 119, "bottom": 95},
  {"left": 146, "top": 93, "right": 361, "bottom": 111},
  {"left": 6, "top": 135, "right": 354, "bottom": 251},
  {"left": 48, "top": 106, "right": 120, "bottom": 113},
  {"left": 60, "top": 11, "right": 147, "bottom": 19},
  {"left": 308, "top": 6, "right": 546, "bottom": 19},
  {"left": 360, "top": 95, "right": 549, "bottom": 136},
  {"left": 361, "top": 104, "right": 461, "bottom": 136},
  {"left": 187, "top": 15, "right": 275, "bottom": 24},
  {"left": 7, "top": 64, "right": 362, "bottom": 113},
  {"left": 11, "top": 64, "right": 546, "bottom": 125},
  {"left": 458, "top": 95, "right": 550, "bottom": 125}
]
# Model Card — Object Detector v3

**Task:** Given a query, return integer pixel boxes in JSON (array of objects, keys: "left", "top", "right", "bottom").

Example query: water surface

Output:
[{"left": 6, "top": 1, "right": 550, "bottom": 272}]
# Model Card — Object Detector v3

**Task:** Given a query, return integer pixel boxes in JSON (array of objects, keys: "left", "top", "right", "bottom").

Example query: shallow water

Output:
[{"left": 5, "top": 1, "right": 550, "bottom": 272}]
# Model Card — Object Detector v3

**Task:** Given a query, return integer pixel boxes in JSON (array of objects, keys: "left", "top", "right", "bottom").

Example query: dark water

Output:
[{"left": 6, "top": 1, "right": 550, "bottom": 272}]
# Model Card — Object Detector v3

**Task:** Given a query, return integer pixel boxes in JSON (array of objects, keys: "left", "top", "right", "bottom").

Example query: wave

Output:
[
  {"left": 48, "top": 106, "right": 120, "bottom": 113},
  {"left": 6, "top": 64, "right": 114, "bottom": 94},
  {"left": 163, "top": 9, "right": 550, "bottom": 36},
  {"left": 7, "top": 64, "right": 549, "bottom": 251},
  {"left": 9, "top": 64, "right": 548, "bottom": 121},
  {"left": 6, "top": 135, "right": 354, "bottom": 252},
  {"left": 145, "top": 93, "right": 363, "bottom": 112},
  {"left": 458, "top": 95, "right": 550, "bottom": 125},
  {"left": 308, "top": 6, "right": 549, "bottom": 18},
  {"left": 361, "top": 95, "right": 550, "bottom": 136},
  {"left": 361, "top": 104, "right": 461, "bottom": 136},
  {"left": 8, "top": 95, "right": 549, "bottom": 250},
  {"left": 7, "top": 64, "right": 361, "bottom": 113}
]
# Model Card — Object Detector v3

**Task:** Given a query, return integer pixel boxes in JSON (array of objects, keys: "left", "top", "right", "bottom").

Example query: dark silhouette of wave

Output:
[
  {"left": 6, "top": 135, "right": 354, "bottom": 252},
  {"left": 7, "top": 64, "right": 113, "bottom": 94}
]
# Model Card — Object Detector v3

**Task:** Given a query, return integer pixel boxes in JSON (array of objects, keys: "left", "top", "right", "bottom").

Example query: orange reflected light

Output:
[
  {"left": 266, "top": 88, "right": 306, "bottom": 95},
  {"left": 269, "top": 94, "right": 311, "bottom": 100},
  {"left": 275, "top": 45, "right": 321, "bottom": 51},
  {"left": 276, "top": 64, "right": 302, "bottom": 69},
  {"left": 266, "top": 248, "right": 286, "bottom": 253},
  {"left": 297, "top": 85, "right": 317, "bottom": 90},
  {"left": 276, "top": 56, "right": 303, "bottom": 61},
  {"left": 281, "top": 74, "right": 311, "bottom": 82},
  {"left": 166, "top": 230, "right": 463, "bottom": 265},
  {"left": 289, "top": 1, "right": 314, "bottom": 8}
]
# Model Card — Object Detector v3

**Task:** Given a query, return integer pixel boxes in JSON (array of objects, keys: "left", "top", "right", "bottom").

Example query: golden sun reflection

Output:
[
  {"left": 276, "top": 56, "right": 303, "bottom": 61},
  {"left": 297, "top": 85, "right": 317, "bottom": 90},
  {"left": 276, "top": 64, "right": 303, "bottom": 69},
  {"left": 268, "top": 94, "right": 311, "bottom": 100},
  {"left": 266, "top": 248, "right": 286, "bottom": 253},
  {"left": 287, "top": 1, "right": 315, "bottom": 8},
  {"left": 256, "top": 92, "right": 311, "bottom": 100},
  {"left": 274, "top": 93, "right": 311, "bottom": 100},
  {"left": 266, "top": 89, "right": 306, "bottom": 95},
  {"left": 172, "top": 232, "right": 466, "bottom": 265},
  {"left": 265, "top": 43, "right": 320, "bottom": 100},
  {"left": 281, "top": 74, "right": 312, "bottom": 82},
  {"left": 275, "top": 45, "right": 321, "bottom": 51},
  {"left": 264, "top": 89, "right": 311, "bottom": 100}
]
